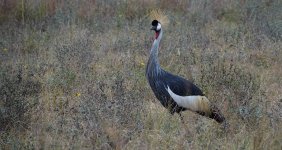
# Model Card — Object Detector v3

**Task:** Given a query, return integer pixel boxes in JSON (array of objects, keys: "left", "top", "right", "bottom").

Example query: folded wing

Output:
[{"left": 167, "top": 86, "right": 225, "bottom": 123}]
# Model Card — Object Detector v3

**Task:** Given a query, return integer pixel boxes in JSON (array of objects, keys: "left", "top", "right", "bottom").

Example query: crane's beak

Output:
[{"left": 151, "top": 26, "right": 157, "bottom": 31}]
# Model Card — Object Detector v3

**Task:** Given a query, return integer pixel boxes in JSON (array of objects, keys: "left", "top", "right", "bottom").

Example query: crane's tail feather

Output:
[
  {"left": 209, "top": 105, "right": 225, "bottom": 123},
  {"left": 196, "top": 105, "right": 225, "bottom": 123},
  {"left": 194, "top": 97, "right": 225, "bottom": 123}
]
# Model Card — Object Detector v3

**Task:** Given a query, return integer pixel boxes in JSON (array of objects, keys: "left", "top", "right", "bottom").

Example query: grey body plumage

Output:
[{"left": 146, "top": 20, "right": 225, "bottom": 123}]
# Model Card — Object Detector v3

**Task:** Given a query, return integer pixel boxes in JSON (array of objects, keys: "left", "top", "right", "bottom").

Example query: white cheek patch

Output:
[
  {"left": 157, "top": 23, "right": 161, "bottom": 30},
  {"left": 167, "top": 86, "right": 211, "bottom": 114}
]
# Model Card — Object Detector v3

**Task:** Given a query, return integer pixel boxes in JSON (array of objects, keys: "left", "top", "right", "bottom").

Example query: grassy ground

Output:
[{"left": 0, "top": 0, "right": 281, "bottom": 149}]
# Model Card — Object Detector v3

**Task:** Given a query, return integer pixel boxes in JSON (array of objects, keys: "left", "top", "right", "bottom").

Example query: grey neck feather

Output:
[{"left": 146, "top": 29, "right": 163, "bottom": 78}]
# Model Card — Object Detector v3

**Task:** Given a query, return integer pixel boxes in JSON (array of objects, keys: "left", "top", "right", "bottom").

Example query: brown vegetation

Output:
[{"left": 0, "top": 0, "right": 281, "bottom": 149}]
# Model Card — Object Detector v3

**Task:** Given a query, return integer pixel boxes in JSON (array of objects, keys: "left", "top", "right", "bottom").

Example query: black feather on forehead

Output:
[{"left": 152, "top": 20, "right": 159, "bottom": 26}]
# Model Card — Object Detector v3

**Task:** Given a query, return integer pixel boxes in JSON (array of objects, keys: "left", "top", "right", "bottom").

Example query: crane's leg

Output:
[
  {"left": 178, "top": 112, "right": 191, "bottom": 142},
  {"left": 222, "top": 120, "right": 230, "bottom": 132},
  {"left": 179, "top": 113, "right": 185, "bottom": 124}
]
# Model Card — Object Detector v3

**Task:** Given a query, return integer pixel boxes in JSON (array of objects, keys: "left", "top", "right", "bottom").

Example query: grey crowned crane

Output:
[{"left": 146, "top": 20, "right": 225, "bottom": 123}]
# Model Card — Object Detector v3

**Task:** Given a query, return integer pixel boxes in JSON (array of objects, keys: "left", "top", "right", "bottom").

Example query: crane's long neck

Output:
[{"left": 146, "top": 29, "right": 163, "bottom": 77}]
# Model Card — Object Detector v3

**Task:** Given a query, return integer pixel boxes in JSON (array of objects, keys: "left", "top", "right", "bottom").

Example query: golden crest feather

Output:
[{"left": 149, "top": 9, "right": 169, "bottom": 27}]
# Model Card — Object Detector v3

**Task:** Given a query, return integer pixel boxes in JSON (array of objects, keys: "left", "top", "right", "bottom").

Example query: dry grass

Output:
[{"left": 0, "top": 0, "right": 282, "bottom": 149}]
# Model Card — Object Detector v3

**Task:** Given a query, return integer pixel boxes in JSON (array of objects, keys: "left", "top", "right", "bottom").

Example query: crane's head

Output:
[{"left": 151, "top": 20, "right": 161, "bottom": 39}]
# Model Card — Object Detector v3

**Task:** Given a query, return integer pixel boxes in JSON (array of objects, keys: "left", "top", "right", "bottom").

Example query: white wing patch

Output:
[{"left": 167, "top": 86, "right": 211, "bottom": 114}]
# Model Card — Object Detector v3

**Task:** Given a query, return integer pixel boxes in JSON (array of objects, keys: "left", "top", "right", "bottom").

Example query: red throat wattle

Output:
[{"left": 155, "top": 31, "right": 160, "bottom": 39}]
